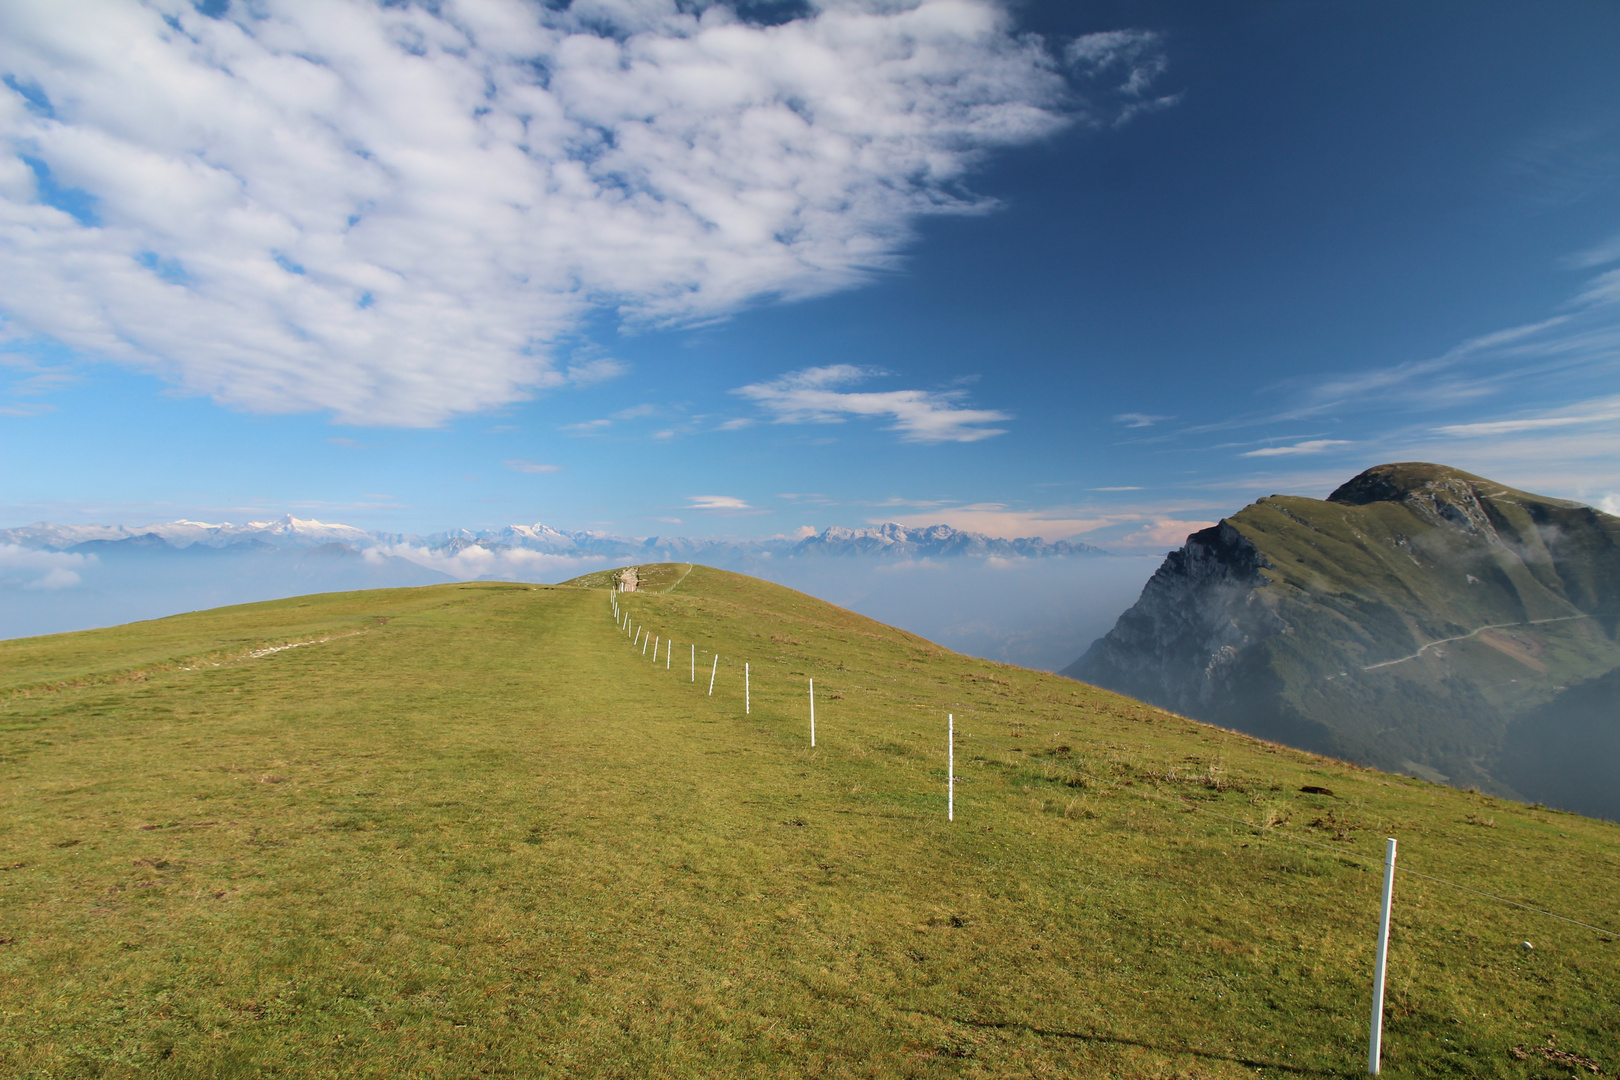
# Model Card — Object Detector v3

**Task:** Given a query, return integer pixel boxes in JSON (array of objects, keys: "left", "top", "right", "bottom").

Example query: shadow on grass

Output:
[{"left": 921, "top": 1010, "right": 1341, "bottom": 1076}]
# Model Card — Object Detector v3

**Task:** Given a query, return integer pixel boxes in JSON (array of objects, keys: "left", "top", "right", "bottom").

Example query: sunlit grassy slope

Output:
[{"left": 2, "top": 567, "right": 1616, "bottom": 1079}]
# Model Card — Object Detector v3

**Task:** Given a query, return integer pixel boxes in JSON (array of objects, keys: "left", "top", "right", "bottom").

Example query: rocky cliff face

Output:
[
  {"left": 1065, "top": 463, "right": 1620, "bottom": 811},
  {"left": 1069, "top": 521, "right": 1284, "bottom": 717}
]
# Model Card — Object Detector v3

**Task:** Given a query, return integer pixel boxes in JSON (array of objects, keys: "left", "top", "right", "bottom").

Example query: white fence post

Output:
[
  {"left": 709, "top": 654, "right": 718, "bottom": 696},
  {"left": 948, "top": 714, "right": 954, "bottom": 822},
  {"left": 745, "top": 663, "right": 750, "bottom": 714},
  {"left": 809, "top": 679, "right": 815, "bottom": 747},
  {"left": 691, "top": 644, "right": 695, "bottom": 682},
  {"left": 1369, "top": 837, "right": 1397, "bottom": 1075}
]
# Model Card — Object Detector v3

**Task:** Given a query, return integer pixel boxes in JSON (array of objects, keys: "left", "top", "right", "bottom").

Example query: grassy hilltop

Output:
[{"left": 2, "top": 566, "right": 1617, "bottom": 1078}]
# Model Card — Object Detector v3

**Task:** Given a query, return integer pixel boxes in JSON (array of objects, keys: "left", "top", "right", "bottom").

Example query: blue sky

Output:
[{"left": 3, "top": 0, "right": 1618, "bottom": 549}]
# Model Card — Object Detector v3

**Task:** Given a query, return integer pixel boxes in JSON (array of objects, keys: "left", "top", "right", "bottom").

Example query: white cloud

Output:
[
  {"left": 1433, "top": 410, "right": 1620, "bottom": 438},
  {"left": 1115, "top": 518, "right": 1217, "bottom": 550},
  {"left": 0, "top": 0, "right": 1100, "bottom": 426},
  {"left": 1577, "top": 266, "right": 1620, "bottom": 306},
  {"left": 688, "top": 495, "right": 751, "bottom": 510},
  {"left": 734, "top": 364, "right": 1010, "bottom": 442},
  {"left": 30, "top": 566, "right": 82, "bottom": 589},
  {"left": 1241, "top": 439, "right": 1351, "bottom": 458},
  {"left": 1569, "top": 229, "right": 1620, "bottom": 270},
  {"left": 503, "top": 459, "right": 561, "bottom": 474},
  {"left": 0, "top": 543, "right": 91, "bottom": 589},
  {"left": 1063, "top": 29, "right": 1179, "bottom": 126},
  {"left": 559, "top": 418, "right": 612, "bottom": 435},
  {"left": 564, "top": 358, "right": 628, "bottom": 386},
  {"left": 1113, "top": 412, "right": 1167, "bottom": 428}
]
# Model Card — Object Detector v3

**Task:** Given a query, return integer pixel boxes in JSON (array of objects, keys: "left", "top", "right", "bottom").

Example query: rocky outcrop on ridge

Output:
[{"left": 1066, "top": 520, "right": 1285, "bottom": 718}]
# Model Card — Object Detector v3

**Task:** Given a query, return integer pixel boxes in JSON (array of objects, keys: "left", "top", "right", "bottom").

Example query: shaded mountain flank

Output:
[{"left": 1064, "top": 463, "right": 1620, "bottom": 818}]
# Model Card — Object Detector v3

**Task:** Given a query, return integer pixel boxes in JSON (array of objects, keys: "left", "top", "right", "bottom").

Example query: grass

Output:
[{"left": 1, "top": 566, "right": 1616, "bottom": 1078}]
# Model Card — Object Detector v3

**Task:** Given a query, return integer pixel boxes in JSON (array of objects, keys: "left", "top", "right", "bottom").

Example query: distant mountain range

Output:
[
  {"left": 1066, "top": 462, "right": 1620, "bottom": 820},
  {"left": 1, "top": 517, "right": 1108, "bottom": 563},
  {"left": 0, "top": 516, "right": 1121, "bottom": 653}
]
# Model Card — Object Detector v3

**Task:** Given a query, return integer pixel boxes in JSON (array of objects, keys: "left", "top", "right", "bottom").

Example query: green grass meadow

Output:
[{"left": 2, "top": 566, "right": 1616, "bottom": 1078}]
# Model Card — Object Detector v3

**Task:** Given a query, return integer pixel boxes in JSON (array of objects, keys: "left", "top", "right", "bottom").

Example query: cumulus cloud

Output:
[
  {"left": 1241, "top": 439, "right": 1350, "bottom": 457},
  {"left": 734, "top": 364, "right": 1010, "bottom": 442},
  {"left": 0, "top": 0, "right": 1140, "bottom": 426},
  {"left": 0, "top": 543, "right": 91, "bottom": 588}
]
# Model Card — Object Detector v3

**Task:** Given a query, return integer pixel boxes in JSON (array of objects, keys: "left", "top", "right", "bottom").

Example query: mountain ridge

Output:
[
  {"left": 2, "top": 517, "right": 1110, "bottom": 562},
  {"left": 1064, "top": 462, "right": 1620, "bottom": 817}
]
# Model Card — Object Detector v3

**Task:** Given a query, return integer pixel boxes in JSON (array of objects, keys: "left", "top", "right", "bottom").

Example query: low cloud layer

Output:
[
  {"left": 0, "top": 542, "right": 90, "bottom": 589},
  {"left": 0, "top": 1, "right": 1167, "bottom": 426},
  {"left": 367, "top": 543, "right": 609, "bottom": 581}
]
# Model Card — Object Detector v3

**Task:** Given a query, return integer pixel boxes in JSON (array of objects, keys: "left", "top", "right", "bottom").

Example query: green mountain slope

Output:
[
  {"left": 2, "top": 569, "right": 1617, "bottom": 1078},
  {"left": 1066, "top": 463, "right": 1620, "bottom": 811}
]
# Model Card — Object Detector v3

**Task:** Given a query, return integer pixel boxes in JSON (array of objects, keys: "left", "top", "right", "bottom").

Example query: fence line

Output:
[{"left": 607, "top": 585, "right": 1615, "bottom": 935}]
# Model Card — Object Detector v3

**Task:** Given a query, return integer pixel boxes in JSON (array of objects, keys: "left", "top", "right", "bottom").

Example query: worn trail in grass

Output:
[{"left": 2, "top": 570, "right": 1617, "bottom": 1078}]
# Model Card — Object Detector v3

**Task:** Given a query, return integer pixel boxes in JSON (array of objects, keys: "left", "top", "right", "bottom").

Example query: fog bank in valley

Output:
[{"left": 730, "top": 555, "right": 1162, "bottom": 673}]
